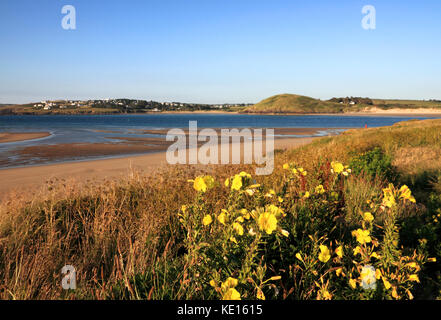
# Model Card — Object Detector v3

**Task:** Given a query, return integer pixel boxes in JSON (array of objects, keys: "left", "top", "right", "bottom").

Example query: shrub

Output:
[{"left": 349, "top": 147, "right": 395, "bottom": 181}]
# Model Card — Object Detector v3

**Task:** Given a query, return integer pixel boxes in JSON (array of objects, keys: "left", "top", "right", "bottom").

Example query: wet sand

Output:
[
  {"left": 0, "top": 132, "right": 51, "bottom": 143},
  {"left": 136, "top": 127, "right": 340, "bottom": 136},
  {"left": 0, "top": 127, "right": 339, "bottom": 168},
  {"left": 0, "top": 136, "right": 316, "bottom": 198}
]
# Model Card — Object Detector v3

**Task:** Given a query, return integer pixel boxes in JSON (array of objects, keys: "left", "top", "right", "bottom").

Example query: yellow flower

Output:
[
  {"left": 318, "top": 289, "right": 332, "bottom": 300},
  {"left": 223, "top": 288, "right": 241, "bottom": 300},
  {"left": 224, "top": 178, "right": 230, "bottom": 187},
  {"left": 382, "top": 195, "right": 396, "bottom": 208},
  {"left": 232, "top": 222, "right": 244, "bottom": 236},
  {"left": 349, "top": 278, "right": 357, "bottom": 289},
  {"left": 202, "top": 215, "right": 213, "bottom": 226},
  {"left": 331, "top": 161, "right": 344, "bottom": 174},
  {"left": 218, "top": 211, "right": 228, "bottom": 225},
  {"left": 295, "top": 253, "right": 303, "bottom": 262},
  {"left": 382, "top": 184, "right": 397, "bottom": 208},
  {"left": 428, "top": 257, "right": 437, "bottom": 263},
  {"left": 257, "top": 212, "right": 278, "bottom": 235},
  {"left": 283, "top": 163, "right": 290, "bottom": 170},
  {"left": 192, "top": 175, "right": 215, "bottom": 193},
  {"left": 335, "top": 246, "right": 343, "bottom": 258},
  {"left": 399, "top": 185, "right": 416, "bottom": 203},
  {"left": 335, "top": 267, "right": 343, "bottom": 276},
  {"left": 256, "top": 288, "right": 265, "bottom": 300},
  {"left": 363, "top": 212, "right": 374, "bottom": 223},
  {"left": 229, "top": 236, "right": 238, "bottom": 244},
  {"left": 352, "top": 229, "right": 372, "bottom": 245},
  {"left": 353, "top": 246, "right": 362, "bottom": 256},
  {"left": 392, "top": 287, "right": 399, "bottom": 299},
  {"left": 240, "top": 209, "right": 250, "bottom": 220},
  {"left": 375, "top": 269, "right": 382, "bottom": 280},
  {"left": 315, "top": 185, "right": 325, "bottom": 194},
  {"left": 318, "top": 245, "right": 331, "bottom": 263},
  {"left": 382, "top": 278, "right": 391, "bottom": 290},
  {"left": 370, "top": 252, "right": 380, "bottom": 260},
  {"left": 266, "top": 204, "right": 285, "bottom": 219},
  {"left": 408, "top": 274, "right": 420, "bottom": 282},
  {"left": 231, "top": 175, "right": 243, "bottom": 191},
  {"left": 209, "top": 280, "right": 217, "bottom": 287},
  {"left": 322, "top": 290, "right": 332, "bottom": 300},
  {"left": 221, "top": 277, "right": 238, "bottom": 291},
  {"left": 405, "top": 262, "right": 420, "bottom": 271},
  {"left": 303, "top": 191, "right": 310, "bottom": 199},
  {"left": 239, "top": 171, "right": 251, "bottom": 178}
]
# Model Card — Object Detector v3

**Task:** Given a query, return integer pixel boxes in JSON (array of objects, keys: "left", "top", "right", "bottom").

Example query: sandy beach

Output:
[
  {"left": 0, "top": 132, "right": 51, "bottom": 143},
  {"left": 0, "top": 127, "right": 339, "bottom": 168},
  {"left": 0, "top": 136, "right": 316, "bottom": 198}
]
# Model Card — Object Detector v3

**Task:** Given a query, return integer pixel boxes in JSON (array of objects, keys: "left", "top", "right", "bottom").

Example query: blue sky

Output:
[{"left": 1, "top": 0, "right": 440, "bottom": 104}]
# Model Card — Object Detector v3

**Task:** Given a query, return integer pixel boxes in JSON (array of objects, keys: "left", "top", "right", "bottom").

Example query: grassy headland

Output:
[
  {"left": 244, "top": 94, "right": 344, "bottom": 114},
  {"left": 1, "top": 119, "right": 441, "bottom": 299},
  {"left": 243, "top": 94, "right": 441, "bottom": 114}
]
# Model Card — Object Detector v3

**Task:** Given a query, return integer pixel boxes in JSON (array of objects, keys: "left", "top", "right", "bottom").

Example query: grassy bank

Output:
[{"left": 1, "top": 119, "right": 441, "bottom": 300}]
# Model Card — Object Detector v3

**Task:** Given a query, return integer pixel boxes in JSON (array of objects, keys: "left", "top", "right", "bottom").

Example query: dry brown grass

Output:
[{"left": 393, "top": 146, "right": 441, "bottom": 175}]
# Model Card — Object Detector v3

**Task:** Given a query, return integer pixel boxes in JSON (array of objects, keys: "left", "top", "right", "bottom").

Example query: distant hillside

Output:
[
  {"left": 244, "top": 94, "right": 344, "bottom": 114},
  {"left": 244, "top": 94, "right": 441, "bottom": 114}
]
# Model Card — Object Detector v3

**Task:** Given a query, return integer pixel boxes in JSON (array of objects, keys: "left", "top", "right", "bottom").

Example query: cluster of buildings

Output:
[
  {"left": 34, "top": 100, "right": 89, "bottom": 110},
  {"left": 32, "top": 99, "right": 252, "bottom": 112}
]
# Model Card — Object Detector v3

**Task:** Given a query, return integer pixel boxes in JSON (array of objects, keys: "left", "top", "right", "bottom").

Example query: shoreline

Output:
[
  {"left": 0, "top": 136, "right": 316, "bottom": 198},
  {"left": 0, "top": 127, "right": 343, "bottom": 168},
  {"left": 2, "top": 109, "right": 441, "bottom": 117}
]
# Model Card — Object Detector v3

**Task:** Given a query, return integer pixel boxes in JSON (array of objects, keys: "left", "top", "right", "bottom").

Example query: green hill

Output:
[{"left": 244, "top": 94, "right": 344, "bottom": 114}]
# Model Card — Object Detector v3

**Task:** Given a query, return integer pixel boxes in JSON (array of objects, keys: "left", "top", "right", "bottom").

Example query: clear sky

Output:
[{"left": 1, "top": 0, "right": 440, "bottom": 104}]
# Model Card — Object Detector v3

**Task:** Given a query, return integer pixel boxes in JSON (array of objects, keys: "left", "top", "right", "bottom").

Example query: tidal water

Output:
[{"left": 0, "top": 114, "right": 439, "bottom": 168}]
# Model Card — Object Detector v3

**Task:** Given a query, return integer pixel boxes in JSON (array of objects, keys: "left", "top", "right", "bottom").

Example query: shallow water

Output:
[{"left": 0, "top": 114, "right": 439, "bottom": 168}]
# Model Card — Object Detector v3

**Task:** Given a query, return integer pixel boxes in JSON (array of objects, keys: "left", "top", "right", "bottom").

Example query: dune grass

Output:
[{"left": 0, "top": 119, "right": 440, "bottom": 300}]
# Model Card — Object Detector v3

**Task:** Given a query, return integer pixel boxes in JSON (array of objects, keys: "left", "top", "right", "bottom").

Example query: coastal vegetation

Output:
[
  {"left": 244, "top": 94, "right": 344, "bottom": 114},
  {"left": 243, "top": 94, "right": 441, "bottom": 114},
  {"left": 0, "top": 119, "right": 441, "bottom": 299}
]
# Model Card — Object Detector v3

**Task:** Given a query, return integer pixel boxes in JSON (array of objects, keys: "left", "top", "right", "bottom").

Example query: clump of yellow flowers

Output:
[
  {"left": 178, "top": 160, "right": 435, "bottom": 300},
  {"left": 188, "top": 175, "right": 215, "bottom": 193}
]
